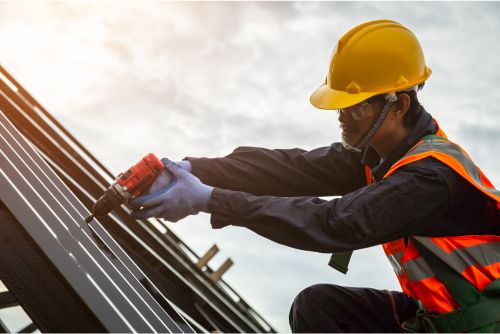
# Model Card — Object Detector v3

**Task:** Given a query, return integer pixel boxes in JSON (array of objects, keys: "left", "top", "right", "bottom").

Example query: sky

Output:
[{"left": 1, "top": 2, "right": 500, "bottom": 332}]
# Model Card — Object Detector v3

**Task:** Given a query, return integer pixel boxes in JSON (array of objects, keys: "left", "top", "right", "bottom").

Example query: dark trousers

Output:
[{"left": 289, "top": 284, "right": 419, "bottom": 333}]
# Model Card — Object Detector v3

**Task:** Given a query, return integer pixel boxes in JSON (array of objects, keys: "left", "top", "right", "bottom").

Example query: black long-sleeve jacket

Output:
[{"left": 186, "top": 109, "right": 500, "bottom": 253}]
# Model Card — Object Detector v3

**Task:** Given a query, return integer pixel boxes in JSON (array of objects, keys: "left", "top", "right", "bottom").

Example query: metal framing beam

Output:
[{"left": 0, "top": 65, "right": 275, "bottom": 333}]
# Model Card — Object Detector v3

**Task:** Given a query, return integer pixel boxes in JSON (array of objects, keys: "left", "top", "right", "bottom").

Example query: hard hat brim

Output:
[{"left": 310, "top": 84, "right": 378, "bottom": 110}]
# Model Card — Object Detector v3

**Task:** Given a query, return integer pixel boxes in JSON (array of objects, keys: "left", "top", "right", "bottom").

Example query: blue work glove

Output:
[
  {"left": 175, "top": 160, "right": 192, "bottom": 173},
  {"left": 128, "top": 158, "right": 213, "bottom": 222}
]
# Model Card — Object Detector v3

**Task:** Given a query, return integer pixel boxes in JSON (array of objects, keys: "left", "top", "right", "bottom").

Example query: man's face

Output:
[{"left": 337, "top": 98, "right": 384, "bottom": 148}]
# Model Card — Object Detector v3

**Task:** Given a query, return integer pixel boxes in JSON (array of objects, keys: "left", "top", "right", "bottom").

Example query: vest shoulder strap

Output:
[
  {"left": 421, "top": 134, "right": 447, "bottom": 141},
  {"left": 385, "top": 136, "right": 500, "bottom": 203}
]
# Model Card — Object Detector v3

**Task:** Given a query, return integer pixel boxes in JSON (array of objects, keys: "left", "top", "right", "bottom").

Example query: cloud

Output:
[{"left": 1, "top": 2, "right": 499, "bottom": 331}]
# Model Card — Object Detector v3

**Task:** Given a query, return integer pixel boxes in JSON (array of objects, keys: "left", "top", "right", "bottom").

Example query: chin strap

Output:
[{"left": 342, "top": 92, "right": 398, "bottom": 153}]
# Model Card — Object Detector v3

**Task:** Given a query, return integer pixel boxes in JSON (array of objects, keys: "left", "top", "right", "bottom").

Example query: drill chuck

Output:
[{"left": 93, "top": 183, "right": 128, "bottom": 216}]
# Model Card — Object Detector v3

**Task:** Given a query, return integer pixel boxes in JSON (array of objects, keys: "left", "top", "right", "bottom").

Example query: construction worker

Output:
[{"left": 129, "top": 20, "right": 500, "bottom": 332}]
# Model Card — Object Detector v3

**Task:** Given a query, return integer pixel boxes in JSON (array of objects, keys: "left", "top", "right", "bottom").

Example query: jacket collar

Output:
[{"left": 361, "top": 106, "right": 437, "bottom": 181}]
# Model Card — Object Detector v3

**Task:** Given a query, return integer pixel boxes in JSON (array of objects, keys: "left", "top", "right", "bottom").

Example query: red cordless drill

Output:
[{"left": 85, "top": 153, "right": 165, "bottom": 223}]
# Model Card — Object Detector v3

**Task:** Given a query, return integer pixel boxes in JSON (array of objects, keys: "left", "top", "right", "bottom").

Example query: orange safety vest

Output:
[{"left": 364, "top": 128, "right": 500, "bottom": 314}]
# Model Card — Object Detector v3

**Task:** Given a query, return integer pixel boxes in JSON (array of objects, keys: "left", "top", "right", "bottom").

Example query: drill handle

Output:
[
  {"left": 130, "top": 170, "right": 177, "bottom": 200},
  {"left": 127, "top": 174, "right": 155, "bottom": 195},
  {"left": 130, "top": 158, "right": 178, "bottom": 200}
]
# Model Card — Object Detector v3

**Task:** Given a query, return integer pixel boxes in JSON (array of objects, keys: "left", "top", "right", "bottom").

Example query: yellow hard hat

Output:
[{"left": 310, "top": 20, "right": 431, "bottom": 110}]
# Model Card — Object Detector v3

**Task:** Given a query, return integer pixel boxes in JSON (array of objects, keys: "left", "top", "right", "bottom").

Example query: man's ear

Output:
[{"left": 394, "top": 93, "right": 410, "bottom": 119}]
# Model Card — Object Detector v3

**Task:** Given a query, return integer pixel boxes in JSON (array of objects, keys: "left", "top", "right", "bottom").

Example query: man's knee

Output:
[
  {"left": 289, "top": 284, "right": 340, "bottom": 332},
  {"left": 292, "top": 283, "right": 331, "bottom": 310}
]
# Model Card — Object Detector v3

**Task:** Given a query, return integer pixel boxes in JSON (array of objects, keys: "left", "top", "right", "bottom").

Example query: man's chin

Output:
[{"left": 341, "top": 133, "right": 360, "bottom": 147}]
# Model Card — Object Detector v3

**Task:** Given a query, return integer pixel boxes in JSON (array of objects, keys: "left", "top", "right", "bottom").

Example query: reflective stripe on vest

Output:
[
  {"left": 407, "top": 237, "right": 500, "bottom": 289},
  {"left": 372, "top": 134, "right": 500, "bottom": 313}
]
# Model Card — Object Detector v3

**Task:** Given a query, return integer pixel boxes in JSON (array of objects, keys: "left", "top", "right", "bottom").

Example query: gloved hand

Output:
[
  {"left": 128, "top": 158, "right": 213, "bottom": 222},
  {"left": 174, "top": 160, "right": 192, "bottom": 173},
  {"left": 146, "top": 159, "right": 191, "bottom": 193}
]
